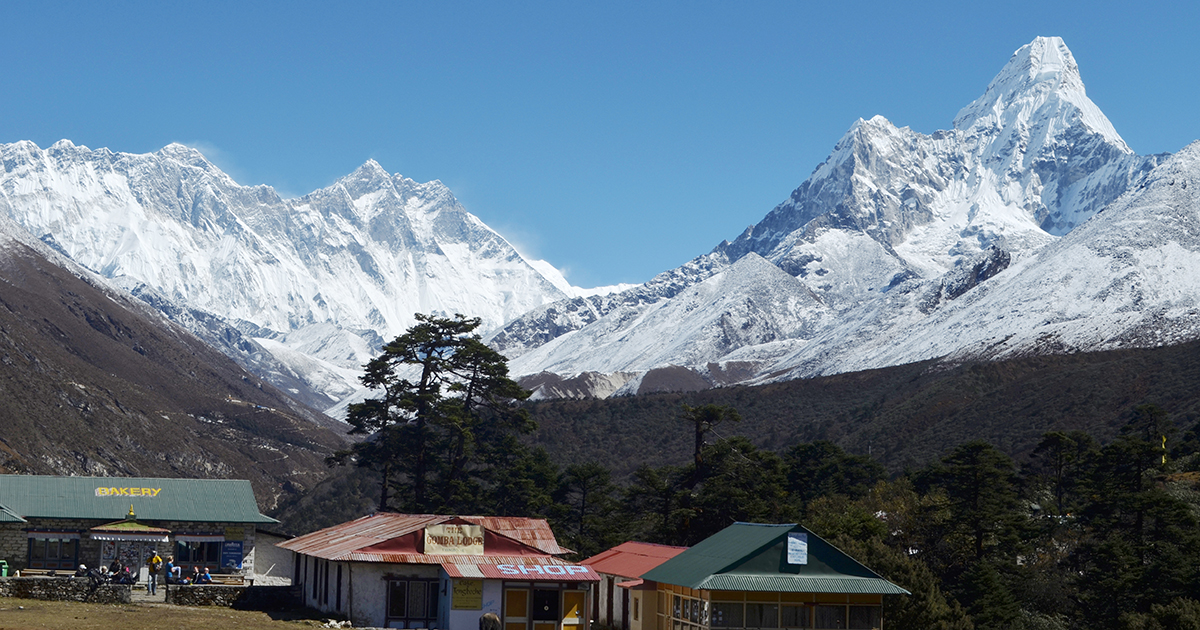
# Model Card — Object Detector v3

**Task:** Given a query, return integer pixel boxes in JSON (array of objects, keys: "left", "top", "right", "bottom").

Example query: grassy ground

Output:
[{"left": 0, "top": 598, "right": 333, "bottom": 630}]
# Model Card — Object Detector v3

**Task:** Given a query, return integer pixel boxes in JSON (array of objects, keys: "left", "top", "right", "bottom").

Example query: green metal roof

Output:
[
  {"left": 0, "top": 503, "right": 26, "bottom": 523},
  {"left": 0, "top": 475, "right": 276, "bottom": 524},
  {"left": 641, "top": 523, "right": 909, "bottom": 596}
]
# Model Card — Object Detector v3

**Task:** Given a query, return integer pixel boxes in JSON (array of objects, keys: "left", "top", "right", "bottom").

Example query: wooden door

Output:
[
  {"left": 505, "top": 589, "right": 530, "bottom": 630},
  {"left": 563, "top": 591, "right": 586, "bottom": 627}
]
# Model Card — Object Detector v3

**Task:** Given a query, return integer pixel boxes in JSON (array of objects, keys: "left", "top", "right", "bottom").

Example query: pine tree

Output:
[{"left": 327, "top": 313, "right": 531, "bottom": 513}]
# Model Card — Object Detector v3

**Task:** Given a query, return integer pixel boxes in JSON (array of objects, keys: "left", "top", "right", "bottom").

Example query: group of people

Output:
[
  {"left": 71, "top": 558, "right": 139, "bottom": 586},
  {"left": 163, "top": 555, "right": 213, "bottom": 586},
  {"left": 71, "top": 552, "right": 215, "bottom": 592}
]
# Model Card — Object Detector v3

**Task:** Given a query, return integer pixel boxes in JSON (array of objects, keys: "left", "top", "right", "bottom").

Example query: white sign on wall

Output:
[{"left": 787, "top": 532, "right": 808, "bottom": 565}]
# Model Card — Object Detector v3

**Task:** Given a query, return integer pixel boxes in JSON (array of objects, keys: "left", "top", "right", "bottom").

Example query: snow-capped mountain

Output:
[
  {"left": 497, "top": 36, "right": 1188, "bottom": 396},
  {"left": 0, "top": 142, "right": 579, "bottom": 408}
]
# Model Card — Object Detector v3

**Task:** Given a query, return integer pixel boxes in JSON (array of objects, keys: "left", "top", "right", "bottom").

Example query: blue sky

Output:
[{"left": 3, "top": 1, "right": 1198, "bottom": 288}]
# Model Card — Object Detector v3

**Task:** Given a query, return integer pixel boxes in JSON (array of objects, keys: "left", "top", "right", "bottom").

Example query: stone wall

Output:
[
  {"left": 0, "top": 576, "right": 131, "bottom": 604},
  {"left": 165, "top": 584, "right": 301, "bottom": 609}
]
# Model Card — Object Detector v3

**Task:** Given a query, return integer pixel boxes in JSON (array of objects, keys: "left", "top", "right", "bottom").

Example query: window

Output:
[
  {"left": 781, "top": 605, "right": 811, "bottom": 629},
  {"left": 813, "top": 606, "right": 845, "bottom": 630},
  {"left": 746, "top": 604, "right": 778, "bottom": 629},
  {"left": 711, "top": 603, "right": 744, "bottom": 628},
  {"left": 634, "top": 595, "right": 640, "bottom": 622},
  {"left": 387, "top": 578, "right": 439, "bottom": 627},
  {"left": 847, "top": 606, "right": 880, "bottom": 630},
  {"left": 27, "top": 537, "right": 78, "bottom": 570},
  {"left": 175, "top": 540, "right": 220, "bottom": 565},
  {"left": 669, "top": 592, "right": 704, "bottom": 630}
]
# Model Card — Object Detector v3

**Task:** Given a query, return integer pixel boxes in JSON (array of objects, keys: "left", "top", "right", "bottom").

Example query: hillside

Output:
[
  {"left": 0, "top": 226, "right": 347, "bottom": 512},
  {"left": 525, "top": 339, "right": 1200, "bottom": 477}
]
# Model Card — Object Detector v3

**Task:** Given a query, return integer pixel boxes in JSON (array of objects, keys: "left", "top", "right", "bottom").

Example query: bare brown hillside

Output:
[{"left": 0, "top": 238, "right": 347, "bottom": 512}]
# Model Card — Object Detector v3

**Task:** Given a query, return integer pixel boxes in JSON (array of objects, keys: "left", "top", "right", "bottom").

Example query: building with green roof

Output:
[
  {"left": 0, "top": 475, "right": 277, "bottom": 581},
  {"left": 636, "top": 523, "right": 907, "bottom": 630}
]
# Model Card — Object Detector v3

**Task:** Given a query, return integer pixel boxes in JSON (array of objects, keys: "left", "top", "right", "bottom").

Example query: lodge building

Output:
[
  {"left": 278, "top": 513, "right": 600, "bottom": 630},
  {"left": 633, "top": 523, "right": 908, "bottom": 630},
  {"left": 0, "top": 475, "right": 277, "bottom": 581}
]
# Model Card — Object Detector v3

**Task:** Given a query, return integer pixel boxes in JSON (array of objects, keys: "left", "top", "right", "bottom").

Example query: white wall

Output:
[
  {"left": 443, "top": 576, "right": 504, "bottom": 630},
  {"left": 250, "top": 531, "right": 294, "bottom": 585},
  {"left": 346, "top": 562, "right": 439, "bottom": 628}
]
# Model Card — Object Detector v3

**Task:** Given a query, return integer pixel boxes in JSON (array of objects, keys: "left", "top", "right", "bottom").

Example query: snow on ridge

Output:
[
  {"left": 954, "top": 36, "right": 1126, "bottom": 150},
  {"left": 497, "top": 36, "right": 1188, "bottom": 397},
  {"left": 0, "top": 139, "right": 576, "bottom": 408}
]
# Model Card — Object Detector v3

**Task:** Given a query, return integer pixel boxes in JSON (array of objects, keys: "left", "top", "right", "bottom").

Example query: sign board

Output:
[
  {"left": 424, "top": 524, "right": 484, "bottom": 555},
  {"left": 786, "top": 532, "right": 808, "bottom": 565},
  {"left": 224, "top": 527, "right": 245, "bottom": 541},
  {"left": 497, "top": 565, "right": 592, "bottom": 576},
  {"left": 452, "top": 579, "right": 484, "bottom": 610},
  {"left": 221, "top": 541, "right": 244, "bottom": 570},
  {"left": 95, "top": 487, "right": 161, "bottom": 497}
]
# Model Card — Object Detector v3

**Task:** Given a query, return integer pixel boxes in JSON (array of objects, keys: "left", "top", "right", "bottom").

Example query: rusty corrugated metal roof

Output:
[
  {"left": 445, "top": 562, "right": 599, "bottom": 582},
  {"left": 582, "top": 541, "right": 688, "bottom": 579},
  {"left": 465, "top": 516, "right": 570, "bottom": 555},
  {"left": 278, "top": 513, "right": 569, "bottom": 561}
]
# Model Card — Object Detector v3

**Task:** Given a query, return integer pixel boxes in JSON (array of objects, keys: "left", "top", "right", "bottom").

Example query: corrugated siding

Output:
[
  {"left": 699, "top": 575, "right": 910, "bottom": 595},
  {"left": 0, "top": 475, "right": 275, "bottom": 523}
]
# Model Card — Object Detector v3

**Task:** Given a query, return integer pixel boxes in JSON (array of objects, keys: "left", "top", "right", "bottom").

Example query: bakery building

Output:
[
  {"left": 0, "top": 475, "right": 276, "bottom": 581},
  {"left": 637, "top": 523, "right": 909, "bottom": 630},
  {"left": 278, "top": 513, "right": 600, "bottom": 630}
]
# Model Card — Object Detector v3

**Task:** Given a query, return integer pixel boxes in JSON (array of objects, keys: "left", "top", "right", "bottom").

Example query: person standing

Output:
[{"left": 146, "top": 551, "right": 163, "bottom": 595}]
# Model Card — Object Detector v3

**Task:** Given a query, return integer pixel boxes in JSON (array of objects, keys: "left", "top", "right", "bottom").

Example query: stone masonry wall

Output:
[
  {"left": 0, "top": 525, "right": 24, "bottom": 570},
  {"left": 0, "top": 576, "right": 131, "bottom": 604},
  {"left": 165, "top": 584, "right": 301, "bottom": 610}
]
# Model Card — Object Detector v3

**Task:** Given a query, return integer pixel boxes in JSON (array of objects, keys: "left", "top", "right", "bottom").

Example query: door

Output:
[
  {"left": 533, "top": 589, "right": 560, "bottom": 630},
  {"left": 564, "top": 591, "right": 586, "bottom": 627},
  {"left": 116, "top": 542, "right": 146, "bottom": 581},
  {"left": 505, "top": 589, "right": 531, "bottom": 630}
]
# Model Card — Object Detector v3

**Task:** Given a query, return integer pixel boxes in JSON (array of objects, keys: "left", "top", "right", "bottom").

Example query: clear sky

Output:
[{"left": 3, "top": 1, "right": 1198, "bottom": 288}]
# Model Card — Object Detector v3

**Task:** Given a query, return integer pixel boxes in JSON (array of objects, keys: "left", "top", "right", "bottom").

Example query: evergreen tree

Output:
[
  {"left": 555, "top": 462, "right": 619, "bottom": 558},
  {"left": 678, "top": 403, "right": 741, "bottom": 487},
  {"left": 327, "top": 313, "right": 531, "bottom": 513},
  {"left": 784, "top": 440, "right": 886, "bottom": 507},
  {"left": 1029, "top": 430, "right": 1096, "bottom": 516},
  {"left": 916, "top": 440, "right": 1025, "bottom": 564},
  {"left": 622, "top": 464, "right": 689, "bottom": 545},
  {"left": 685, "top": 436, "right": 789, "bottom": 543},
  {"left": 1073, "top": 421, "right": 1200, "bottom": 628}
]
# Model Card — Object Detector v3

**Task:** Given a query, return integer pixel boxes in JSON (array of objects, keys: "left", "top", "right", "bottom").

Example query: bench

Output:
[
  {"left": 211, "top": 575, "right": 245, "bottom": 586},
  {"left": 15, "top": 568, "right": 65, "bottom": 577}
]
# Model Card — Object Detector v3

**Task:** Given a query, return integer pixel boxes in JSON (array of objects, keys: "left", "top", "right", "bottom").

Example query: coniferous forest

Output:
[{"left": 276, "top": 316, "right": 1200, "bottom": 630}]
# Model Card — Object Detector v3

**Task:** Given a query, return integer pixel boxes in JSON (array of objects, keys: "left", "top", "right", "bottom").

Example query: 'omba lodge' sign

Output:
[{"left": 425, "top": 524, "right": 484, "bottom": 555}]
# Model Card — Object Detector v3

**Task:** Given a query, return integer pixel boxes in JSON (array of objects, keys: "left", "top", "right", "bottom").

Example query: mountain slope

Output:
[
  {"left": 0, "top": 143, "right": 576, "bottom": 407},
  {"left": 0, "top": 219, "right": 346, "bottom": 511},
  {"left": 495, "top": 36, "right": 1179, "bottom": 392}
]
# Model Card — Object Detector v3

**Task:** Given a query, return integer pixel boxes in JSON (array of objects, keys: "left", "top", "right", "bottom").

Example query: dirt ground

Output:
[{"left": 0, "top": 598, "right": 334, "bottom": 630}]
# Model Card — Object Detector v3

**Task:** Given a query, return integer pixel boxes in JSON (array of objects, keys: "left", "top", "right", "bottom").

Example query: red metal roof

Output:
[
  {"left": 581, "top": 541, "right": 688, "bottom": 579},
  {"left": 277, "top": 513, "right": 570, "bottom": 562},
  {"left": 444, "top": 559, "right": 599, "bottom": 582}
]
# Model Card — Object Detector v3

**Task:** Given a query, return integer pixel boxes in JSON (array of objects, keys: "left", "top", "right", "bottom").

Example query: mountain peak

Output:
[{"left": 953, "top": 36, "right": 1126, "bottom": 150}]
